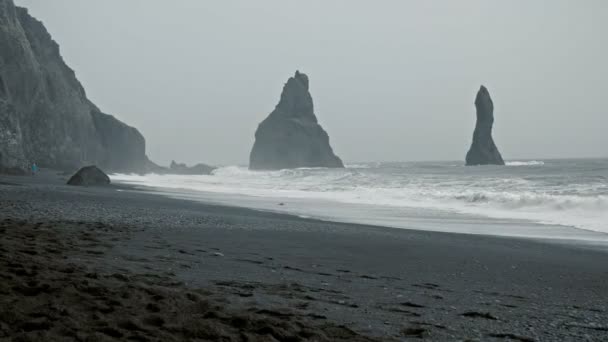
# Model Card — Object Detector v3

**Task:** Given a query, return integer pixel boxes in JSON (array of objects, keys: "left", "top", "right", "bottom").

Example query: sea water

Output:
[{"left": 113, "top": 159, "right": 608, "bottom": 243}]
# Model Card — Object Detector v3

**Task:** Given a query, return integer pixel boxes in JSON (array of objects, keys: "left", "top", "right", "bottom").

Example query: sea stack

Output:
[
  {"left": 465, "top": 86, "right": 505, "bottom": 166},
  {"left": 249, "top": 71, "right": 344, "bottom": 170}
]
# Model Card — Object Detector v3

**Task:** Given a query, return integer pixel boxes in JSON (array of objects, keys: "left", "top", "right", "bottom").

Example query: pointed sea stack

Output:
[
  {"left": 249, "top": 71, "right": 344, "bottom": 170},
  {"left": 465, "top": 86, "right": 505, "bottom": 166}
]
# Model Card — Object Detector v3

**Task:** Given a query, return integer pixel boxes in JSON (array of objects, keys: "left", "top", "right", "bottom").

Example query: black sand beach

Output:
[{"left": 1, "top": 171, "right": 607, "bottom": 341}]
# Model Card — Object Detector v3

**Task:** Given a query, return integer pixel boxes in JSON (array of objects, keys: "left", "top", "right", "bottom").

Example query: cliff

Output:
[
  {"left": 0, "top": 0, "right": 149, "bottom": 173},
  {"left": 465, "top": 86, "right": 505, "bottom": 166},
  {"left": 249, "top": 71, "right": 344, "bottom": 170}
]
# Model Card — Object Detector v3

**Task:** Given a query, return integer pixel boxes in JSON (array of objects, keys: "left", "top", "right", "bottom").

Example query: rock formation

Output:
[
  {"left": 465, "top": 86, "right": 505, "bottom": 166},
  {"left": 168, "top": 160, "right": 215, "bottom": 175},
  {"left": 67, "top": 165, "right": 110, "bottom": 186},
  {"left": 0, "top": 0, "right": 150, "bottom": 174},
  {"left": 249, "top": 71, "right": 344, "bottom": 170},
  {"left": 0, "top": 98, "right": 27, "bottom": 174},
  {"left": 90, "top": 105, "right": 148, "bottom": 172}
]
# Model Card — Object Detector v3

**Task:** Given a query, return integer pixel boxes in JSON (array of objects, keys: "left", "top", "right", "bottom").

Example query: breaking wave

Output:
[
  {"left": 113, "top": 159, "right": 608, "bottom": 236},
  {"left": 506, "top": 161, "right": 545, "bottom": 166}
]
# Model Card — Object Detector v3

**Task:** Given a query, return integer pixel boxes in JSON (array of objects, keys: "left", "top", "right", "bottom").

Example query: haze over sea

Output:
[{"left": 114, "top": 158, "right": 608, "bottom": 243}]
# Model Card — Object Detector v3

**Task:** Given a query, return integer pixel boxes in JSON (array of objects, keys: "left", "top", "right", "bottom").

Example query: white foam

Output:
[
  {"left": 112, "top": 162, "right": 608, "bottom": 236},
  {"left": 345, "top": 163, "right": 372, "bottom": 169},
  {"left": 506, "top": 160, "right": 545, "bottom": 166}
]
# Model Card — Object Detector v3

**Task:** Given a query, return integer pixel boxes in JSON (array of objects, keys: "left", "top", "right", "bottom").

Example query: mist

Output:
[{"left": 16, "top": 0, "right": 608, "bottom": 166}]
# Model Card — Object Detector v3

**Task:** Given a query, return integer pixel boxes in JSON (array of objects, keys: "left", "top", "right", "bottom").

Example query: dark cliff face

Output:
[
  {"left": 0, "top": 0, "right": 148, "bottom": 173},
  {"left": 90, "top": 106, "right": 147, "bottom": 173},
  {"left": 465, "top": 86, "right": 505, "bottom": 166},
  {"left": 249, "top": 71, "right": 344, "bottom": 170},
  {"left": 0, "top": 99, "right": 26, "bottom": 174}
]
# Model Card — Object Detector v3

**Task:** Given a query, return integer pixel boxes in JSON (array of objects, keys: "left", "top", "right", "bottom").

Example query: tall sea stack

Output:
[
  {"left": 465, "top": 86, "right": 505, "bottom": 166},
  {"left": 0, "top": 0, "right": 149, "bottom": 173},
  {"left": 249, "top": 71, "right": 344, "bottom": 170}
]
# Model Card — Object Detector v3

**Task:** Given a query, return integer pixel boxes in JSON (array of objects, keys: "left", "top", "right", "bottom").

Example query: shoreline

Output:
[
  {"left": 1, "top": 171, "right": 608, "bottom": 340},
  {"left": 110, "top": 159, "right": 608, "bottom": 238},
  {"left": 115, "top": 180, "right": 608, "bottom": 250}
]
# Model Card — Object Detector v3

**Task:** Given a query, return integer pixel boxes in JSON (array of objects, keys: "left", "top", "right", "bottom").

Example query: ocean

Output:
[{"left": 113, "top": 158, "right": 608, "bottom": 243}]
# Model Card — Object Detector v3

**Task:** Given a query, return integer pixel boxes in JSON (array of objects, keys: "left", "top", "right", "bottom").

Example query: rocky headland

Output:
[{"left": 0, "top": 0, "right": 150, "bottom": 174}]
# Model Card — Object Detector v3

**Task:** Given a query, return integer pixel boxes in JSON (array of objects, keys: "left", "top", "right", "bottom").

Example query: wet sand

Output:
[{"left": 1, "top": 170, "right": 607, "bottom": 341}]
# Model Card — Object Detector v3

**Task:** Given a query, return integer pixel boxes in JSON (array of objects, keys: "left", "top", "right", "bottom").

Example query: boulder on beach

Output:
[
  {"left": 249, "top": 71, "right": 344, "bottom": 170},
  {"left": 67, "top": 166, "right": 110, "bottom": 186},
  {"left": 465, "top": 86, "right": 505, "bottom": 166}
]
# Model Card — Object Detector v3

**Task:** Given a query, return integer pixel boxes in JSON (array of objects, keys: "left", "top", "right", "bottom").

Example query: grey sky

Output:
[{"left": 16, "top": 0, "right": 608, "bottom": 166}]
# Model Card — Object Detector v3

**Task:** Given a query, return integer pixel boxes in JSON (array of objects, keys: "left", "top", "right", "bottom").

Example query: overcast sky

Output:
[{"left": 16, "top": 0, "right": 608, "bottom": 165}]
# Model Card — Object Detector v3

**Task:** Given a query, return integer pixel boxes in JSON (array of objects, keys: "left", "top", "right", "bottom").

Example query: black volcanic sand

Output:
[{"left": 1, "top": 171, "right": 607, "bottom": 341}]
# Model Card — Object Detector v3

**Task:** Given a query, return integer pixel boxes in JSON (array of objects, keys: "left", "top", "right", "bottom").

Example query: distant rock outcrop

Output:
[
  {"left": 169, "top": 160, "right": 215, "bottom": 175},
  {"left": 249, "top": 71, "right": 344, "bottom": 170},
  {"left": 0, "top": 1, "right": 150, "bottom": 174},
  {"left": 137, "top": 160, "right": 216, "bottom": 175},
  {"left": 67, "top": 166, "right": 110, "bottom": 186},
  {"left": 465, "top": 86, "right": 505, "bottom": 166}
]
